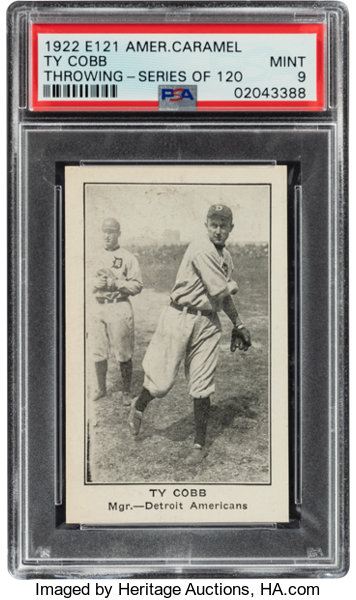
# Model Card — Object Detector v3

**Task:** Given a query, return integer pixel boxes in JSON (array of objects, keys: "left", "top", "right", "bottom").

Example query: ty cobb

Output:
[{"left": 128, "top": 204, "right": 251, "bottom": 464}]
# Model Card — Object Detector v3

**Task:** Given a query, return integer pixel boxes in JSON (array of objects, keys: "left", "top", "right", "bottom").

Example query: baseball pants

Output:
[
  {"left": 143, "top": 305, "right": 221, "bottom": 398},
  {"left": 90, "top": 300, "right": 134, "bottom": 363}
]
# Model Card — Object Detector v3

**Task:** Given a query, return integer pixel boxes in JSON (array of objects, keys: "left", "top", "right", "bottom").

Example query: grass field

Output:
[{"left": 87, "top": 243, "right": 269, "bottom": 484}]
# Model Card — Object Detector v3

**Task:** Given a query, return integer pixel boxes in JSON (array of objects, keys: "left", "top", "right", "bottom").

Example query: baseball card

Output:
[{"left": 65, "top": 164, "right": 289, "bottom": 525}]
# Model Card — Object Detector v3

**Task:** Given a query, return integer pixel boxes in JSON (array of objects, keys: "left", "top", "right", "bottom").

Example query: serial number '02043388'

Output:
[{"left": 234, "top": 86, "right": 307, "bottom": 99}]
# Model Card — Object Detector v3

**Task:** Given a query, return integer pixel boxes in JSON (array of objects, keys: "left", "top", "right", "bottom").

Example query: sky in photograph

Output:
[{"left": 85, "top": 183, "right": 270, "bottom": 252}]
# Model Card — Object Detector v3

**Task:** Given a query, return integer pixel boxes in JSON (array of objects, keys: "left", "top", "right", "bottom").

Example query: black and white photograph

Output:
[{"left": 65, "top": 165, "right": 289, "bottom": 525}]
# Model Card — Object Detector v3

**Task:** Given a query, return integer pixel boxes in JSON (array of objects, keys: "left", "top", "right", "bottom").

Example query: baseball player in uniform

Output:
[
  {"left": 91, "top": 217, "right": 143, "bottom": 405},
  {"left": 128, "top": 205, "right": 251, "bottom": 464}
]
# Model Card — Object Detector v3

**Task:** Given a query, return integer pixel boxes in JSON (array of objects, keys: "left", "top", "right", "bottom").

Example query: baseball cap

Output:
[
  {"left": 102, "top": 217, "right": 120, "bottom": 232},
  {"left": 207, "top": 204, "right": 233, "bottom": 222}
]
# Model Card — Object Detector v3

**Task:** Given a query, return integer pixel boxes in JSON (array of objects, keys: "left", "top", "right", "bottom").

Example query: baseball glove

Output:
[
  {"left": 95, "top": 268, "right": 117, "bottom": 291},
  {"left": 230, "top": 325, "right": 251, "bottom": 352}
]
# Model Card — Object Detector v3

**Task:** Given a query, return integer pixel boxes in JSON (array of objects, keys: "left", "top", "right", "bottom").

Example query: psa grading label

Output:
[{"left": 30, "top": 24, "right": 325, "bottom": 111}]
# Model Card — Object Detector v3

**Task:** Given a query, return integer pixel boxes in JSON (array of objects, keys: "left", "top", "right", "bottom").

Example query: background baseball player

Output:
[
  {"left": 128, "top": 204, "right": 251, "bottom": 464},
  {"left": 90, "top": 217, "right": 143, "bottom": 405}
]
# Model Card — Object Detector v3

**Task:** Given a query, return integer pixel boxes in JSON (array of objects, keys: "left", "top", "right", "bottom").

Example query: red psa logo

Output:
[{"left": 161, "top": 88, "right": 195, "bottom": 101}]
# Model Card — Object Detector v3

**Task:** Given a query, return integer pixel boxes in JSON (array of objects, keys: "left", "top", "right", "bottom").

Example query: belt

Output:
[
  {"left": 96, "top": 297, "right": 127, "bottom": 304},
  {"left": 170, "top": 300, "right": 215, "bottom": 318}
]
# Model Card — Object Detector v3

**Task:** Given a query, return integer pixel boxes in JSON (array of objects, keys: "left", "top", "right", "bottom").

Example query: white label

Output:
[{"left": 32, "top": 25, "right": 325, "bottom": 110}]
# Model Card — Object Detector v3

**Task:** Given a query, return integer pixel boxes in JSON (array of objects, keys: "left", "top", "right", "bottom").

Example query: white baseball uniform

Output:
[
  {"left": 90, "top": 246, "right": 143, "bottom": 363},
  {"left": 143, "top": 235, "right": 234, "bottom": 398}
]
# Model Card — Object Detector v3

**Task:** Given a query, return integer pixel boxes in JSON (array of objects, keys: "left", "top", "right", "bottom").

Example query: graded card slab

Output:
[
  {"left": 65, "top": 164, "right": 288, "bottom": 525},
  {"left": 9, "top": 0, "right": 348, "bottom": 578}
]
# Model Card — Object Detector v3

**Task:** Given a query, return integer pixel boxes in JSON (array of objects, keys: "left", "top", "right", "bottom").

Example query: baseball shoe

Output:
[
  {"left": 122, "top": 392, "right": 132, "bottom": 407},
  {"left": 185, "top": 444, "right": 206, "bottom": 466},
  {"left": 93, "top": 388, "right": 107, "bottom": 401},
  {"left": 128, "top": 398, "right": 143, "bottom": 435}
]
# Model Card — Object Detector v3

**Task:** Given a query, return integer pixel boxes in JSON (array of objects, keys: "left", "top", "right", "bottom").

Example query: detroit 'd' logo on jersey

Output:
[{"left": 112, "top": 257, "right": 123, "bottom": 269}]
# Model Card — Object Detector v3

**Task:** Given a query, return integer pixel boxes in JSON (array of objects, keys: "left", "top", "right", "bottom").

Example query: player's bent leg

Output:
[
  {"left": 128, "top": 387, "right": 154, "bottom": 435},
  {"left": 135, "top": 387, "right": 154, "bottom": 412},
  {"left": 142, "top": 306, "right": 193, "bottom": 398},
  {"left": 129, "top": 307, "right": 195, "bottom": 435}
]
